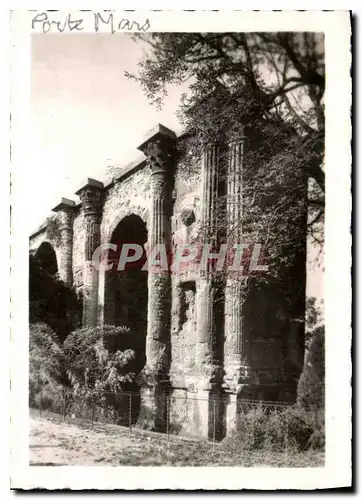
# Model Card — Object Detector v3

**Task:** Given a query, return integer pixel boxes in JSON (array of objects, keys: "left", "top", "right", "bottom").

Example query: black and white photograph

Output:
[{"left": 9, "top": 9, "right": 351, "bottom": 490}]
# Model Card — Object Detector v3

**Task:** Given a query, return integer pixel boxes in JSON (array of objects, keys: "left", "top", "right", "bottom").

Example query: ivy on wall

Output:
[{"left": 45, "top": 215, "right": 62, "bottom": 247}]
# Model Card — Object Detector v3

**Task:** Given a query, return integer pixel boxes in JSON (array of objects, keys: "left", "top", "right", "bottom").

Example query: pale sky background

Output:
[
  {"left": 30, "top": 34, "right": 185, "bottom": 233},
  {"left": 30, "top": 33, "right": 323, "bottom": 302}
]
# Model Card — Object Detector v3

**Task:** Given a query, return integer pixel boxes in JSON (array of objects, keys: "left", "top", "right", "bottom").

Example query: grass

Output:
[{"left": 29, "top": 415, "right": 324, "bottom": 467}]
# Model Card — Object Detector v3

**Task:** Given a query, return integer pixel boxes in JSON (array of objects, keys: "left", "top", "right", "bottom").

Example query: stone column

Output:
[
  {"left": 169, "top": 279, "right": 183, "bottom": 388},
  {"left": 223, "top": 138, "right": 254, "bottom": 434},
  {"left": 75, "top": 178, "right": 104, "bottom": 327},
  {"left": 137, "top": 125, "right": 176, "bottom": 431},
  {"left": 52, "top": 198, "right": 76, "bottom": 287},
  {"left": 194, "top": 142, "right": 223, "bottom": 437},
  {"left": 196, "top": 143, "right": 220, "bottom": 381}
]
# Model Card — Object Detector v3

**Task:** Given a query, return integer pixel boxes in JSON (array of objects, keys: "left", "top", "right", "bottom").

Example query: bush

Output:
[
  {"left": 29, "top": 322, "right": 65, "bottom": 410},
  {"left": 297, "top": 325, "right": 325, "bottom": 411},
  {"left": 224, "top": 404, "right": 323, "bottom": 453},
  {"left": 284, "top": 406, "right": 314, "bottom": 451},
  {"left": 29, "top": 323, "right": 136, "bottom": 421},
  {"left": 63, "top": 325, "right": 135, "bottom": 396},
  {"left": 309, "top": 428, "right": 325, "bottom": 450},
  {"left": 32, "top": 379, "right": 65, "bottom": 413}
]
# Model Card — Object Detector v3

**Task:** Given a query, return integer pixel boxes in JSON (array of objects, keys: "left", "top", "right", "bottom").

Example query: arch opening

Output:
[
  {"left": 104, "top": 214, "right": 148, "bottom": 414},
  {"left": 34, "top": 241, "right": 58, "bottom": 276},
  {"left": 30, "top": 241, "right": 82, "bottom": 342}
]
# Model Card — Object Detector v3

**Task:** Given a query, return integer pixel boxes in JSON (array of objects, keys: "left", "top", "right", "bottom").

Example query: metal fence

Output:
[{"left": 31, "top": 387, "right": 324, "bottom": 455}]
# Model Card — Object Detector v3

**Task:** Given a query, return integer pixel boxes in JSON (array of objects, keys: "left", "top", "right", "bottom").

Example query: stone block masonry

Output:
[{"left": 29, "top": 123, "right": 307, "bottom": 440}]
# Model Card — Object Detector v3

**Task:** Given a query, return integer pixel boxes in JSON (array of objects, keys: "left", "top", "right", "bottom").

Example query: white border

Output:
[{"left": 9, "top": 8, "right": 352, "bottom": 491}]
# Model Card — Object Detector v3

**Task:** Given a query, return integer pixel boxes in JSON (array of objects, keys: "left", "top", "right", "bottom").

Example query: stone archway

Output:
[
  {"left": 30, "top": 241, "right": 61, "bottom": 335},
  {"left": 104, "top": 214, "right": 148, "bottom": 398},
  {"left": 34, "top": 241, "right": 58, "bottom": 276}
]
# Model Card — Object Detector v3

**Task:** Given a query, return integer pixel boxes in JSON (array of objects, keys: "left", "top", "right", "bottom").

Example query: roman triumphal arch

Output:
[{"left": 29, "top": 124, "right": 307, "bottom": 438}]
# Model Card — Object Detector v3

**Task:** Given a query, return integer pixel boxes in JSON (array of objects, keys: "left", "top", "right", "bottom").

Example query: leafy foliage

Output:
[
  {"left": 45, "top": 215, "right": 62, "bottom": 247},
  {"left": 297, "top": 325, "right": 325, "bottom": 410},
  {"left": 225, "top": 404, "right": 324, "bottom": 453},
  {"left": 29, "top": 322, "right": 65, "bottom": 410},
  {"left": 63, "top": 325, "right": 136, "bottom": 397},
  {"left": 126, "top": 33, "right": 327, "bottom": 385},
  {"left": 29, "top": 323, "right": 137, "bottom": 420},
  {"left": 305, "top": 297, "right": 324, "bottom": 344},
  {"left": 129, "top": 32, "right": 324, "bottom": 252}
]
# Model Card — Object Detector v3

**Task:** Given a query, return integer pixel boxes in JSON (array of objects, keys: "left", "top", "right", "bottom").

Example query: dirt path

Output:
[
  {"left": 30, "top": 416, "right": 176, "bottom": 466},
  {"left": 29, "top": 416, "right": 324, "bottom": 467}
]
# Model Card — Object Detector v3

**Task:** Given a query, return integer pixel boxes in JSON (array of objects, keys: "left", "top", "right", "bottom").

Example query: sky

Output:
[
  {"left": 30, "top": 33, "right": 185, "bottom": 233},
  {"left": 30, "top": 33, "right": 323, "bottom": 302}
]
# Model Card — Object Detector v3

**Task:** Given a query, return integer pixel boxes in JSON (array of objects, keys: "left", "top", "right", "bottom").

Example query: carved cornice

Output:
[
  {"left": 137, "top": 124, "right": 176, "bottom": 176},
  {"left": 75, "top": 179, "right": 104, "bottom": 218},
  {"left": 144, "top": 138, "right": 175, "bottom": 175},
  {"left": 79, "top": 188, "right": 103, "bottom": 218}
]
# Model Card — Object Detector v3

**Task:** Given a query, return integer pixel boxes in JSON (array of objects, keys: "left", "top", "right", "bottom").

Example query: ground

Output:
[{"left": 29, "top": 415, "right": 324, "bottom": 467}]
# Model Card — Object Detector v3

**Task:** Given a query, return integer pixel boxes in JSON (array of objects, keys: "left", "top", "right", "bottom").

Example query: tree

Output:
[
  {"left": 123, "top": 33, "right": 325, "bottom": 336},
  {"left": 128, "top": 33, "right": 324, "bottom": 249}
]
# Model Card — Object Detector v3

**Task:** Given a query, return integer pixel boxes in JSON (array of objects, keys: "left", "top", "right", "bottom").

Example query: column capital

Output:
[
  {"left": 227, "top": 127, "right": 247, "bottom": 145},
  {"left": 75, "top": 178, "right": 104, "bottom": 217},
  {"left": 137, "top": 124, "right": 176, "bottom": 174},
  {"left": 227, "top": 136, "right": 247, "bottom": 146}
]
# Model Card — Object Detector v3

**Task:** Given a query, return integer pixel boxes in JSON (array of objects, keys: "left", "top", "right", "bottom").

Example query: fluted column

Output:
[
  {"left": 196, "top": 143, "right": 221, "bottom": 391},
  {"left": 137, "top": 125, "right": 176, "bottom": 431},
  {"left": 169, "top": 278, "right": 183, "bottom": 387},
  {"left": 75, "top": 179, "right": 104, "bottom": 327},
  {"left": 224, "top": 139, "right": 251, "bottom": 393},
  {"left": 52, "top": 198, "right": 76, "bottom": 287}
]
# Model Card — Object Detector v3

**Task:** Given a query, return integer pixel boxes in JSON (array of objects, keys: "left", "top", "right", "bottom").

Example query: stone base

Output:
[
  {"left": 137, "top": 384, "right": 169, "bottom": 432},
  {"left": 225, "top": 393, "right": 238, "bottom": 436},
  {"left": 168, "top": 388, "right": 226, "bottom": 441},
  {"left": 137, "top": 381, "right": 299, "bottom": 439}
]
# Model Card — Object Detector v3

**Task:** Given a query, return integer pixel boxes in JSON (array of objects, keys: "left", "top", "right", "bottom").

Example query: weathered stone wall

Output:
[
  {"left": 101, "top": 165, "right": 152, "bottom": 242},
  {"left": 170, "top": 150, "right": 201, "bottom": 392},
  {"left": 170, "top": 281, "right": 198, "bottom": 390},
  {"left": 29, "top": 123, "right": 308, "bottom": 439}
]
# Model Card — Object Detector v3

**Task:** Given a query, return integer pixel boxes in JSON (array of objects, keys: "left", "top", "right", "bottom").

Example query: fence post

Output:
[
  {"left": 166, "top": 394, "right": 170, "bottom": 441},
  {"left": 103, "top": 393, "right": 106, "bottom": 423},
  {"left": 213, "top": 398, "right": 216, "bottom": 451},
  {"left": 128, "top": 393, "right": 132, "bottom": 434},
  {"left": 284, "top": 409, "right": 289, "bottom": 461},
  {"left": 39, "top": 386, "right": 43, "bottom": 418},
  {"left": 91, "top": 393, "right": 95, "bottom": 429},
  {"left": 251, "top": 405, "right": 255, "bottom": 452},
  {"left": 62, "top": 389, "right": 66, "bottom": 422}
]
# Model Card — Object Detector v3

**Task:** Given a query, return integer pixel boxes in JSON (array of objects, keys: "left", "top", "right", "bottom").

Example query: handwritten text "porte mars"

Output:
[{"left": 31, "top": 12, "right": 151, "bottom": 34}]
